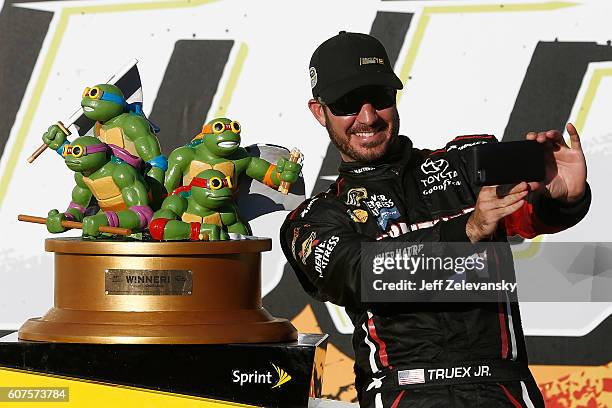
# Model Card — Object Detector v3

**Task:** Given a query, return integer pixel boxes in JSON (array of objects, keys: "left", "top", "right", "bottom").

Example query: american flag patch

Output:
[{"left": 398, "top": 368, "right": 425, "bottom": 385}]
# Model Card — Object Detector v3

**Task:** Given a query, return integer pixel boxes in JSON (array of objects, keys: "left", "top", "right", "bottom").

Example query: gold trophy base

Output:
[
  {"left": 19, "top": 310, "right": 296, "bottom": 344},
  {"left": 19, "top": 238, "right": 297, "bottom": 344}
]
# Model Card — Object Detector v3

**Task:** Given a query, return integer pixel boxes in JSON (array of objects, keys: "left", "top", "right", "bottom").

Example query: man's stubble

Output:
[{"left": 323, "top": 108, "right": 400, "bottom": 163}]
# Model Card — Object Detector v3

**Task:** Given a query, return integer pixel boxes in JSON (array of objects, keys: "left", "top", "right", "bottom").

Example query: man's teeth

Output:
[
  {"left": 83, "top": 107, "right": 94, "bottom": 112},
  {"left": 218, "top": 141, "right": 237, "bottom": 148},
  {"left": 354, "top": 131, "right": 375, "bottom": 137}
]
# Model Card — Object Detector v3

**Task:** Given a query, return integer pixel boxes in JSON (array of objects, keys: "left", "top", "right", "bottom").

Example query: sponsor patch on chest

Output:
[
  {"left": 419, "top": 157, "right": 462, "bottom": 195},
  {"left": 345, "top": 187, "right": 368, "bottom": 206},
  {"left": 363, "top": 194, "right": 395, "bottom": 216}
]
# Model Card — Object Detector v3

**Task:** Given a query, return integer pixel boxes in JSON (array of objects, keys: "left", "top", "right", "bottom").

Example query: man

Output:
[{"left": 280, "top": 31, "right": 590, "bottom": 407}]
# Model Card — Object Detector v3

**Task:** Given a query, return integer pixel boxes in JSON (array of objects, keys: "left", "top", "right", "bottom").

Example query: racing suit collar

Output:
[{"left": 338, "top": 135, "right": 413, "bottom": 176}]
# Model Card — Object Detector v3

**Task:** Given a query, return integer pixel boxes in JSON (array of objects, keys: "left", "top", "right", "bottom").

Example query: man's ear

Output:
[{"left": 308, "top": 99, "right": 326, "bottom": 127}]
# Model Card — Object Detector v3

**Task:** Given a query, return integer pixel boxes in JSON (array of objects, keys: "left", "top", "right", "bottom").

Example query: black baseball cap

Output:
[{"left": 309, "top": 31, "right": 403, "bottom": 103}]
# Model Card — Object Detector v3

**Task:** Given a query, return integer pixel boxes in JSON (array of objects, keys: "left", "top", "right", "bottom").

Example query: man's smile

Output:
[
  {"left": 350, "top": 125, "right": 388, "bottom": 146},
  {"left": 354, "top": 131, "right": 375, "bottom": 138}
]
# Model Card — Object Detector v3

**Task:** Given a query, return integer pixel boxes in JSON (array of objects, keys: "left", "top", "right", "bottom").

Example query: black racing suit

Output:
[{"left": 280, "top": 135, "right": 591, "bottom": 407}]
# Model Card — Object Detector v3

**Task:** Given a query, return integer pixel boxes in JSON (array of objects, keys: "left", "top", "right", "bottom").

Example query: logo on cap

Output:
[
  {"left": 309, "top": 67, "right": 318, "bottom": 89},
  {"left": 360, "top": 57, "right": 385, "bottom": 66}
]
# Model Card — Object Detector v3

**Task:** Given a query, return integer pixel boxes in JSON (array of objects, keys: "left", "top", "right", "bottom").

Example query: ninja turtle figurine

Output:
[
  {"left": 46, "top": 135, "right": 154, "bottom": 237},
  {"left": 150, "top": 169, "right": 248, "bottom": 241},
  {"left": 164, "top": 118, "right": 301, "bottom": 195},
  {"left": 42, "top": 84, "right": 167, "bottom": 185}
]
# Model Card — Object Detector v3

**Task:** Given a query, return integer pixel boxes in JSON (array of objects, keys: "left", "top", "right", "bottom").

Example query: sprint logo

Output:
[
  {"left": 271, "top": 364, "right": 292, "bottom": 389},
  {"left": 232, "top": 363, "right": 292, "bottom": 389}
]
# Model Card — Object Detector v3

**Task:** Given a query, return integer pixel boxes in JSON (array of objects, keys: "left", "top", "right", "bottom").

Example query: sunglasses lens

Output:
[
  {"left": 327, "top": 86, "right": 396, "bottom": 116},
  {"left": 327, "top": 99, "right": 362, "bottom": 116},
  {"left": 72, "top": 146, "right": 82, "bottom": 157},
  {"left": 213, "top": 122, "right": 225, "bottom": 134},
  {"left": 210, "top": 177, "right": 221, "bottom": 189},
  {"left": 370, "top": 88, "right": 396, "bottom": 110},
  {"left": 231, "top": 121, "right": 241, "bottom": 133}
]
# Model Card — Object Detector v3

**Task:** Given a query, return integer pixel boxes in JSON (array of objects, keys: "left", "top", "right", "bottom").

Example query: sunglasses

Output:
[
  {"left": 62, "top": 143, "right": 108, "bottom": 158},
  {"left": 191, "top": 175, "right": 233, "bottom": 190},
  {"left": 82, "top": 86, "right": 125, "bottom": 105},
  {"left": 201, "top": 120, "right": 241, "bottom": 135},
  {"left": 324, "top": 86, "right": 396, "bottom": 116}
]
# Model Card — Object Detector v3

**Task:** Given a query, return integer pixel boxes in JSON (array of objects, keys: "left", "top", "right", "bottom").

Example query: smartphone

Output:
[{"left": 471, "top": 140, "right": 545, "bottom": 186}]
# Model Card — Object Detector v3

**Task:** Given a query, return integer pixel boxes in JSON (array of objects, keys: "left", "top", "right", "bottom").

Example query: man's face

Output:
[{"left": 310, "top": 86, "right": 400, "bottom": 162}]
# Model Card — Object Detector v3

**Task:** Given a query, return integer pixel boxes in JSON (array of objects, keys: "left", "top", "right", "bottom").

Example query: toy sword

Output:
[
  {"left": 18, "top": 214, "right": 132, "bottom": 236},
  {"left": 26, "top": 59, "right": 141, "bottom": 163}
]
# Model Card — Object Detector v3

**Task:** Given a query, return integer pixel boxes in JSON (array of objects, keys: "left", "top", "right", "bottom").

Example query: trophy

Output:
[{"left": 2, "top": 63, "right": 324, "bottom": 408}]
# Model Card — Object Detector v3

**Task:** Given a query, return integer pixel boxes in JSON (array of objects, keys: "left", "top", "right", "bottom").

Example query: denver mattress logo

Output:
[{"left": 232, "top": 363, "right": 292, "bottom": 389}]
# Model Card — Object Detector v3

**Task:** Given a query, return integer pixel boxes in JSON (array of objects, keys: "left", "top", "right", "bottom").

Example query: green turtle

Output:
[
  {"left": 150, "top": 169, "right": 249, "bottom": 241},
  {"left": 42, "top": 83, "right": 166, "bottom": 186},
  {"left": 164, "top": 117, "right": 301, "bottom": 195},
  {"left": 46, "top": 135, "right": 153, "bottom": 237}
]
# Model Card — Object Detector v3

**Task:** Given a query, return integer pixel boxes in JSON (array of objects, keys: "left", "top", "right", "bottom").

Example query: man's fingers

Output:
[
  {"left": 496, "top": 189, "right": 528, "bottom": 209},
  {"left": 498, "top": 199, "right": 525, "bottom": 217},
  {"left": 545, "top": 129, "right": 569, "bottom": 149},
  {"left": 566, "top": 122, "right": 582, "bottom": 150},
  {"left": 508, "top": 181, "right": 529, "bottom": 195},
  {"left": 536, "top": 132, "right": 548, "bottom": 143},
  {"left": 478, "top": 187, "right": 527, "bottom": 211},
  {"left": 495, "top": 182, "right": 529, "bottom": 197},
  {"left": 479, "top": 183, "right": 528, "bottom": 202},
  {"left": 533, "top": 131, "right": 562, "bottom": 148},
  {"left": 526, "top": 128, "right": 575, "bottom": 149},
  {"left": 495, "top": 184, "right": 515, "bottom": 196},
  {"left": 527, "top": 181, "right": 542, "bottom": 192},
  {"left": 477, "top": 185, "right": 499, "bottom": 199}
]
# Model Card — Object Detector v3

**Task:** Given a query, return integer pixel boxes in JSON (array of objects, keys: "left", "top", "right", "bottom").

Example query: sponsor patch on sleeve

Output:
[
  {"left": 313, "top": 236, "right": 339, "bottom": 277},
  {"left": 298, "top": 232, "right": 319, "bottom": 264},
  {"left": 445, "top": 134, "right": 496, "bottom": 151}
]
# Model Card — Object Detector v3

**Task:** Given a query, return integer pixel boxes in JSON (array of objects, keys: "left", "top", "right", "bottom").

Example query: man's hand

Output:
[
  {"left": 525, "top": 123, "right": 587, "bottom": 203},
  {"left": 466, "top": 183, "right": 529, "bottom": 242}
]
